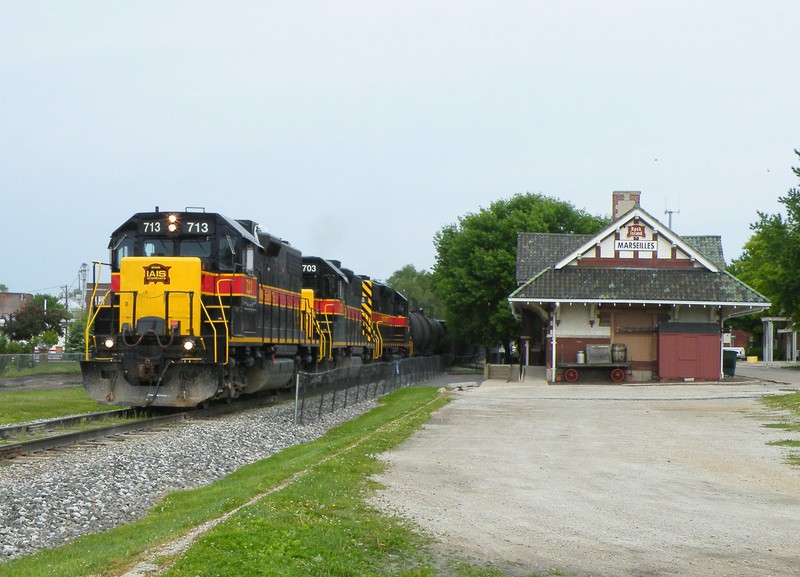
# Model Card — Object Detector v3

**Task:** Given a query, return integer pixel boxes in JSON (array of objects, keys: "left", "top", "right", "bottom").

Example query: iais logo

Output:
[{"left": 143, "top": 263, "right": 172, "bottom": 285}]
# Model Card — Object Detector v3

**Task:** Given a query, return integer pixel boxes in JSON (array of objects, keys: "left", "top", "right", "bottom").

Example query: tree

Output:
[
  {"left": 0, "top": 284, "right": 8, "bottom": 292},
  {"left": 0, "top": 334, "right": 29, "bottom": 354},
  {"left": 728, "top": 150, "right": 800, "bottom": 326},
  {"left": 2, "top": 294, "right": 68, "bottom": 344},
  {"left": 432, "top": 193, "right": 609, "bottom": 360},
  {"left": 65, "top": 312, "right": 89, "bottom": 353},
  {"left": 387, "top": 265, "right": 444, "bottom": 318}
]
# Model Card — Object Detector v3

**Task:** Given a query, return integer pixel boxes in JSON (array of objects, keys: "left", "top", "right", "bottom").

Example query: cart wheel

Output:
[
  {"left": 564, "top": 368, "right": 579, "bottom": 382},
  {"left": 610, "top": 368, "right": 626, "bottom": 383}
]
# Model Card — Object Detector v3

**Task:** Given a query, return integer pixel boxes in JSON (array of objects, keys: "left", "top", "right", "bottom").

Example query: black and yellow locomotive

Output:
[{"left": 81, "top": 208, "right": 426, "bottom": 407}]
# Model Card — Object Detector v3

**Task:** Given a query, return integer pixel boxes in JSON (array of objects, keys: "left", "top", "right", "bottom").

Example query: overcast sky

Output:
[{"left": 2, "top": 1, "right": 798, "bottom": 296}]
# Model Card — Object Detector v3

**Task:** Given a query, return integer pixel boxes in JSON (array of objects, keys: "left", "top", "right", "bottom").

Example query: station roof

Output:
[{"left": 509, "top": 206, "right": 770, "bottom": 318}]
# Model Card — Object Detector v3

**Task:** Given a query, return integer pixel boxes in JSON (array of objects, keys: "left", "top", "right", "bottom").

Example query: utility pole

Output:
[
  {"left": 665, "top": 207, "right": 680, "bottom": 229},
  {"left": 80, "top": 263, "right": 88, "bottom": 310}
]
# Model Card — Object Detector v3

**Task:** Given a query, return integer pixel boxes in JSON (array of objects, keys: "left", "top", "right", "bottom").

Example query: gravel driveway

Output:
[{"left": 373, "top": 374, "right": 800, "bottom": 576}]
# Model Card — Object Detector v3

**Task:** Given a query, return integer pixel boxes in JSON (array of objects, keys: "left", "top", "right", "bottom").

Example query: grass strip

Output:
[
  {"left": 0, "top": 388, "right": 108, "bottom": 425},
  {"left": 761, "top": 391, "right": 800, "bottom": 466},
  {"left": 3, "top": 387, "right": 528, "bottom": 577},
  {"left": 0, "top": 362, "right": 81, "bottom": 378},
  {"left": 160, "top": 387, "right": 444, "bottom": 577}
]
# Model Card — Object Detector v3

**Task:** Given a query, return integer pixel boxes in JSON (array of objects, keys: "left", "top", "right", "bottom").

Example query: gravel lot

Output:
[{"left": 373, "top": 372, "right": 800, "bottom": 577}]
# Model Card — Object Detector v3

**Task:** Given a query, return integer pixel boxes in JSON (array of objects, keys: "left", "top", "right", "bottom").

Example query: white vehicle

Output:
[{"left": 723, "top": 347, "right": 746, "bottom": 360}]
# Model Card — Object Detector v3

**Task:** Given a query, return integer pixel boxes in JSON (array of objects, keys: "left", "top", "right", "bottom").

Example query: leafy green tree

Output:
[
  {"left": 387, "top": 265, "right": 444, "bottom": 318},
  {"left": 2, "top": 294, "right": 68, "bottom": 343},
  {"left": 725, "top": 234, "right": 774, "bottom": 346},
  {"left": 0, "top": 284, "right": 8, "bottom": 292},
  {"left": 0, "top": 334, "right": 30, "bottom": 354},
  {"left": 432, "top": 192, "right": 609, "bottom": 360},
  {"left": 728, "top": 150, "right": 800, "bottom": 326},
  {"left": 65, "top": 312, "right": 89, "bottom": 353}
]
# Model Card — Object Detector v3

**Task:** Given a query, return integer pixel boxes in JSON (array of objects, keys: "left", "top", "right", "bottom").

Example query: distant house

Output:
[{"left": 508, "top": 192, "right": 770, "bottom": 382}]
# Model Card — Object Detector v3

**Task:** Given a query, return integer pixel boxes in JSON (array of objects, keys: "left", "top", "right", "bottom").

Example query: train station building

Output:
[{"left": 508, "top": 192, "right": 771, "bottom": 383}]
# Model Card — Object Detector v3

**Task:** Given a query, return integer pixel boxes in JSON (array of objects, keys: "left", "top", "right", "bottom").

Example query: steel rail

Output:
[
  {"left": 0, "top": 409, "right": 135, "bottom": 441},
  {"left": 0, "top": 412, "right": 190, "bottom": 460},
  {"left": 0, "top": 392, "right": 283, "bottom": 460}
]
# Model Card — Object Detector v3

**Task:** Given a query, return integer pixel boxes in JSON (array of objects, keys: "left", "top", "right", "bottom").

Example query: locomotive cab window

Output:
[
  {"left": 112, "top": 236, "right": 134, "bottom": 269},
  {"left": 144, "top": 239, "right": 174, "bottom": 257},
  {"left": 218, "top": 236, "right": 239, "bottom": 272},
  {"left": 244, "top": 245, "right": 255, "bottom": 275},
  {"left": 179, "top": 239, "right": 212, "bottom": 259},
  {"left": 396, "top": 300, "right": 408, "bottom": 316}
]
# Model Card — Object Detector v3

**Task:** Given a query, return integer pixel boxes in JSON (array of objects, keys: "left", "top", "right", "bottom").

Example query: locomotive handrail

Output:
[
  {"left": 372, "top": 321, "right": 385, "bottom": 359},
  {"left": 314, "top": 316, "right": 330, "bottom": 362},
  {"left": 298, "top": 294, "right": 331, "bottom": 363},
  {"left": 84, "top": 291, "right": 111, "bottom": 361},
  {"left": 163, "top": 290, "right": 196, "bottom": 336},
  {"left": 84, "top": 261, "right": 105, "bottom": 361},
  {"left": 299, "top": 293, "right": 311, "bottom": 337},
  {"left": 213, "top": 278, "right": 232, "bottom": 365},
  {"left": 194, "top": 294, "right": 222, "bottom": 364},
  {"left": 319, "top": 303, "right": 337, "bottom": 361},
  {"left": 162, "top": 290, "right": 221, "bottom": 363}
]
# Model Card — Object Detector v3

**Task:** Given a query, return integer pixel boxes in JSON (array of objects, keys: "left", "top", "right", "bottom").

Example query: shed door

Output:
[{"left": 658, "top": 329, "right": 721, "bottom": 380}]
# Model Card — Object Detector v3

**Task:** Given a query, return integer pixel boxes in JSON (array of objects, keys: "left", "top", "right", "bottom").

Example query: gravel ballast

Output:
[{"left": 0, "top": 399, "right": 376, "bottom": 561}]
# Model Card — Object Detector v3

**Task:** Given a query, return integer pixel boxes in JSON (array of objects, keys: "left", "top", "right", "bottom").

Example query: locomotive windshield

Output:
[
  {"left": 111, "top": 235, "right": 217, "bottom": 269},
  {"left": 143, "top": 239, "right": 174, "bottom": 257},
  {"left": 111, "top": 238, "right": 243, "bottom": 275}
]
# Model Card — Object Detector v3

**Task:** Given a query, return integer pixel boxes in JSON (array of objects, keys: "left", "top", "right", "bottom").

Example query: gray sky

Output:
[{"left": 2, "top": 1, "right": 798, "bottom": 296}]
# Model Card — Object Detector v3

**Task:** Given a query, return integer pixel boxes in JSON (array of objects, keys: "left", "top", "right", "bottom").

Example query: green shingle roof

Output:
[
  {"left": 511, "top": 266, "right": 769, "bottom": 305},
  {"left": 512, "top": 231, "right": 768, "bottom": 306}
]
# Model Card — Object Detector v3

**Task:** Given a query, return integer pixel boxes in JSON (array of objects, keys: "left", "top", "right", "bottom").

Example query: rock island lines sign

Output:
[{"left": 615, "top": 224, "right": 656, "bottom": 252}]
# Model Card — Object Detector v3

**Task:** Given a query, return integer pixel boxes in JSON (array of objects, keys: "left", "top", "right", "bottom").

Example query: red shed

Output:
[{"left": 658, "top": 323, "right": 721, "bottom": 381}]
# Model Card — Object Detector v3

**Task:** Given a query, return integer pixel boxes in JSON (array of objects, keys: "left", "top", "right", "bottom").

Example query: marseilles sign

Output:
[{"left": 615, "top": 239, "right": 656, "bottom": 251}]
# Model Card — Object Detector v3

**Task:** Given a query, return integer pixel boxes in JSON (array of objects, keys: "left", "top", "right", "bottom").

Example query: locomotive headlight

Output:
[
  {"left": 167, "top": 214, "right": 179, "bottom": 233},
  {"left": 182, "top": 339, "right": 195, "bottom": 352},
  {"left": 103, "top": 337, "right": 115, "bottom": 349}
]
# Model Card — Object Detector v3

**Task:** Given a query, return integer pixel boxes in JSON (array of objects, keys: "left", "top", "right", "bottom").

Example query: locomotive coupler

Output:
[{"left": 137, "top": 358, "right": 159, "bottom": 382}]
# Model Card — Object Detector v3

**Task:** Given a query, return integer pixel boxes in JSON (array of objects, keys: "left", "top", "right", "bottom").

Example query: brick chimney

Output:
[{"left": 612, "top": 191, "right": 641, "bottom": 220}]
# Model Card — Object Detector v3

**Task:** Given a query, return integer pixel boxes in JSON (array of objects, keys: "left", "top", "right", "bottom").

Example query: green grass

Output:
[
  {"left": 0, "top": 387, "right": 547, "bottom": 577},
  {"left": 762, "top": 391, "right": 800, "bottom": 413},
  {"left": 761, "top": 391, "right": 800, "bottom": 467},
  {"left": 0, "top": 361, "right": 81, "bottom": 378},
  {"left": 0, "top": 388, "right": 105, "bottom": 425}
]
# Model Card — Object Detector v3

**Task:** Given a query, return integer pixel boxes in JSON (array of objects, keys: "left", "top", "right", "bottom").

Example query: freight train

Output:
[{"left": 81, "top": 208, "right": 446, "bottom": 407}]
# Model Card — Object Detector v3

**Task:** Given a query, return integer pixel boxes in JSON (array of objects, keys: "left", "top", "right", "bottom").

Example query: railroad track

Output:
[{"left": 0, "top": 394, "right": 280, "bottom": 460}]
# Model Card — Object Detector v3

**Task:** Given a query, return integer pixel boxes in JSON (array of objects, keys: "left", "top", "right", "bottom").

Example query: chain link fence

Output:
[
  {"left": 0, "top": 353, "right": 82, "bottom": 375},
  {"left": 293, "top": 356, "right": 444, "bottom": 425}
]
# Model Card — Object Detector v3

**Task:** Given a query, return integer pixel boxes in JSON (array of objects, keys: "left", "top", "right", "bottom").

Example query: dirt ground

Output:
[
  {"left": 0, "top": 374, "right": 83, "bottom": 392},
  {"left": 373, "top": 376, "right": 800, "bottom": 577}
]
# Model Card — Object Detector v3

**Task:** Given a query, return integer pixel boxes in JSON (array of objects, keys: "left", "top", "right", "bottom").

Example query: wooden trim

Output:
[{"left": 577, "top": 257, "right": 694, "bottom": 268}]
